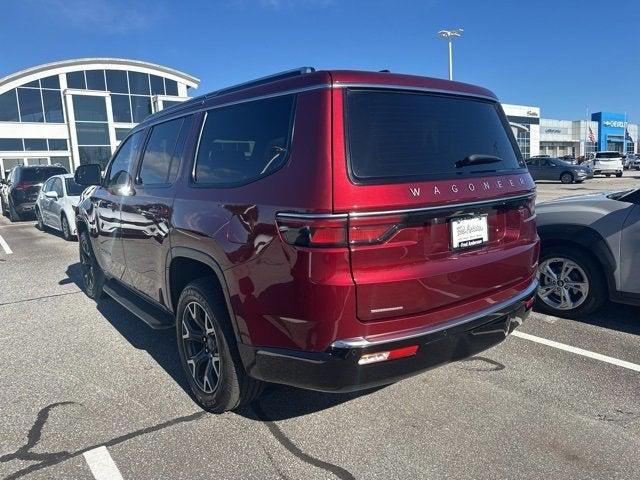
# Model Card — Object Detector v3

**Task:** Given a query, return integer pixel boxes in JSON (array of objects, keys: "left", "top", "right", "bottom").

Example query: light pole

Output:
[{"left": 437, "top": 28, "right": 463, "bottom": 80}]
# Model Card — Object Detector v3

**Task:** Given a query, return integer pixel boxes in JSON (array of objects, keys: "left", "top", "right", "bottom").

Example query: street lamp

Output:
[{"left": 437, "top": 28, "right": 463, "bottom": 80}]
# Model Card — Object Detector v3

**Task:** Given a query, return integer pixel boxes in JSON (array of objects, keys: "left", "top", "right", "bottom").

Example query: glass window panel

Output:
[
  {"left": 128, "top": 71, "right": 150, "bottom": 95},
  {"left": 105, "top": 70, "right": 129, "bottom": 93},
  {"left": 86, "top": 70, "right": 106, "bottom": 91},
  {"left": 17, "top": 88, "right": 44, "bottom": 122},
  {"left": 131, "top": 95, "right": 152, "bottom": 123},
  {"left": 72, "top": 95, "right": 107, "bottom": 121},
  {"left": 67, "top": 71, "right": 86, "bottom": 89},
  {"left": 111, "top": 94, "right": 132, "bottom": 123},
  {"left": 48, "top": 139, "right": 68, "bottom": 151},
  {"left": 0, "top": 138, "right": 23, "bottom": 151},
  {"left": 161, "top": 100, "right": 182, "bottom": 110},
  {"left": 64, "top": 176, "right": 85, "bottom": 195},
  {"left": 23, "top": 80, "right": 40, "bottom": 88},
  {"left": 115, "top": 128, "right": 130, "bottom": 141},
  {"left": 138, "top": 117, "right": 185, "bottom": 185},
  {"left": 42, "top": 90, "right": 64, "bottom": 123},
  {"left": 106, "top": 131, "right": 145, "bottom": 186},
  {"left": 76, "top": 122, "right": 110, "bottom": 145},
  {"left": 195, "top": 95, "right": 295, "bottom": 185},
  {"left": 24, "top": 138, "right": 48, "bottom": 151},
  {"left": 40, "top": 75, "right": 60, "bottom": 89},
  {"left": 51, "top": 157, "right": 71, "bottom": 174},
  {"left": 150, "top": 75, "right": 165, "bottom": 95},
  {"left": 79, "top": 146, "right": 112, "bottom": 169},
  {"left": 0, "top": 90, "right": 20, "bottom": 121},
  {"left": 164, "top": 79, "right": 178, "bottom": 96}
]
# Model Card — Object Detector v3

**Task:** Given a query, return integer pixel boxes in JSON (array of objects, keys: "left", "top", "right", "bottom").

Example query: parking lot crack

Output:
[{"left": 253, "top": 403, "right": 355, "bottom": 480}]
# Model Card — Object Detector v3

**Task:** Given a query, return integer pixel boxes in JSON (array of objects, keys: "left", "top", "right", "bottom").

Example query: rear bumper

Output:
[
  {"left": 15, "top": 201, "right": 36, "bottom": 215},
  {"left": 238, "top": 279, "right": 538, "bottom": 392}
]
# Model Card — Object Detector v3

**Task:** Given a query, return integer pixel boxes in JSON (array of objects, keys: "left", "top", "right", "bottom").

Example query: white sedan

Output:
[{"left": 35, "top": 174, "right": 84, "bottom": 240}]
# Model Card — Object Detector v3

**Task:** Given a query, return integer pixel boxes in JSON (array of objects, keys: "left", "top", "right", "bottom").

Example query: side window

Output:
[
  {"left": 105, "top": 131, "right": 145, "bottom": 188},
  {"left": 42, "top": 178, "right": 53, "bottom": 192},
  {"left": 138, "top": 115, "right": 192, "bottom": 186},
  {"left": 53, "top": 178, "right": 64, "bottom": 197},
  {"left": 193, "top": 94, "right": 295, "bottom": 185}
]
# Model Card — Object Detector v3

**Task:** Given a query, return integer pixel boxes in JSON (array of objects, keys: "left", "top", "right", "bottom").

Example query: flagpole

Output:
[{"left": 623, "top": 112, "right": 627, "bottom": 155}]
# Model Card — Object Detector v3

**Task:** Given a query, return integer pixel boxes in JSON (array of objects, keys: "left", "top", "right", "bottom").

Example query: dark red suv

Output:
[{"left": 74, "top": 68, "right": 539, "bottom": 412}]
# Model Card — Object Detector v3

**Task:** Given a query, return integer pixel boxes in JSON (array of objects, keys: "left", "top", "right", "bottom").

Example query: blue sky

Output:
[{"left": 2, "top": 0, "right": 639, "bottom": 121}]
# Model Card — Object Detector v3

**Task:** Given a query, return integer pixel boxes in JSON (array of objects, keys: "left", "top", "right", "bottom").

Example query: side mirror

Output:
[
  {"left": 75, "top": 164, "right": 102, "bottom": 187},
  {"left": 45, "top": 190, "right": 58, "bottom": 200}
]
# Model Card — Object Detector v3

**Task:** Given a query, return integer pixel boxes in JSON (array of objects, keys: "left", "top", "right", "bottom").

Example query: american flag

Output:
[{"left": 588, "top": 127, "right": 596, "bottom": 143}]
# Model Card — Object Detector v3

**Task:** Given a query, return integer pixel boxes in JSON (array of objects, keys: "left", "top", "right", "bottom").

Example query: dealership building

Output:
[
  {"left": 503, "top": 104, "right": 638, "bottom": 159},
  {"left": 0, "top": 58, "right": 199, "bottom": 179}
]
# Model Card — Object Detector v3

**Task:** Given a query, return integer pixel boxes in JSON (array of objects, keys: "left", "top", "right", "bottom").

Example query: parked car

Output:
[
  {"left": 586, "top": 151, "right": 624, "bottom": 177},
  {"left": 526, "top": 157, "right": 592, "bottom": 184},
  {"left": 0, "top": 165, "right": 68, "bottom": 221},
  {"left": 35, "top": 173, "right": 84, "bottom": 240},
  {"left": 74, "top": 67, "right": 539, "bottom": 412},
  {"left": 623, "top": 154, "right": 640, "bottom": 170},
  {"left": 536, "top": 189, "right": 640, "bottom": 317}
]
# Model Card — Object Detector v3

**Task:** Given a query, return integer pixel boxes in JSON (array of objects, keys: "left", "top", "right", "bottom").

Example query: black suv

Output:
[{"left": 1, "top": 165, "right": 68, "bottom": 221}]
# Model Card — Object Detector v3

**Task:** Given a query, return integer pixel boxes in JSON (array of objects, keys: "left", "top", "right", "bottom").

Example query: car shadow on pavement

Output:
[{"left": 64, "top": 262, "right": 385, "bottom": 419}]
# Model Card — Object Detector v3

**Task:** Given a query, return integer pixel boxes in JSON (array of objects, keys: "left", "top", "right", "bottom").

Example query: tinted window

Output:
[
  {"left": 79, "top": 146, "right": 112, "bottom": 168},
  {"left": 67, "top": 71, "right": 86, "bottom": 89},
  {"left": 19, "top": 167, "right": 67, "bottom": 182},
  {"left": 0, "top": 138, "right": 23, "bottom": 151},
  {"left": 76, "top": 123, "right": 110, "bottom": 145},
  {"left": 596, "top": 152, "right": 621, "bottom": 159},
  {"left": 42, "top": 90, "right": 64, "bottom": 122},
  {"left": 194, "top": 95, "right": 295, "bottom": 185},
  {"left": 346, "top": 90, "right": 523, "bottom": 183},
  {"left": 138, "top": 116, "right": 191, "bottom": 185},
  {"left": 105, "top": 70, "right": 128, "bottom": 94},
  {"left": 106, "top": 131, "right": 145, "bottom": 187},
  {"left": 162, "top": 100, "right": 182, "bottom": 110},
  {"left": 51, "top": 156, "right": 71, "bottom": 172},
  {"left": 131, "top": 95, "right": 151, "bottom": 122},
  {"left": 111, "top": 94, "right": 132, "bottom": 123},
  {"left": 40, "top": 75, "right": 60, "bottom": 89},
  {"left": 17, "top": 88, "right": 44, "bottom": 122},
  {"left": 128, "top": 72, "right": 150, "bottom": 95},
  {"left": 115, "top": 128, "right": 130, "bottom": 141},
  {"left": 0, "top": 90, "right": 20, "bottom": 121},
  {"left": 24, "top": 139, "right": 48, "bottom": 151},
  {"left": 73, "top": 96, "right": 107, "bottom": 121},
  {"left": 85, "top": 70, "right": 106, "bottom": 90},
  {"left": 48, "top": 139, "right": 68, "bottom": 151},
  {"left": 150, "top": 75, "right": 165, "bottom": 95},
  {"left": 65, "top": 177, "right": 85, "bottom": 196},
  {"left": 165, "top": 79, "right": 178, "bottom": 96}
]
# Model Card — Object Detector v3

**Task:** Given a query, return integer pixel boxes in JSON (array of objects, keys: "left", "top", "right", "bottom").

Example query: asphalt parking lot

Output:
[{"left": 0, "top": 175, "right": 639, "bottom": 480}]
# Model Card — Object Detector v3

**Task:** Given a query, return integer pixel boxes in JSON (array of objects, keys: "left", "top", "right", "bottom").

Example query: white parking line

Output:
[
  {"left": 83, "top": 446, "right": 124, "bottom": 480},
  {"left": 0, "top": 234, "right": 12, "bottom": 254},
  {"left": 513, "top": 330, "right": 640, "bottom": 372}
]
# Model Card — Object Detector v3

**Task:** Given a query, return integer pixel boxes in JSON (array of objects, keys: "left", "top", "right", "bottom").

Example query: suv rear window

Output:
[
  {"left": 595, "top": 152, "right": 621, "bottom": 159},
  {"left": 345, "top": 89, "right": 524, "bottom": 183},
  {"left": 18, "top": 167, "right": 67, "bottom": 183}
]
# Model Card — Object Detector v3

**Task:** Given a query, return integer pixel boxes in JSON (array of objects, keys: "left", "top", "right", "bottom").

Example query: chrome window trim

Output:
[
  {"left": 348, "top": 192, "right": 535, "bottom": 218},
  {"left": 191, "top": 110, "right": 208, "bottom": 182},
  {"left": 331, "top": 82, "right": 498, "bottom": 102},
  {"left": 331, "top": 278, "right": 539, "bottom": 349}
]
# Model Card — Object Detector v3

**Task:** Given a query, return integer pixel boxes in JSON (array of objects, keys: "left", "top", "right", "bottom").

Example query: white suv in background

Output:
[{"left": 587, "top": 151, "right": 624, "bottom": 177}]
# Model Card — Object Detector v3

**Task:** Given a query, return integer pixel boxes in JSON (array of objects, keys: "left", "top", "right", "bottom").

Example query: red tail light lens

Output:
[
  {"left": 348, "top": 214, "right": 406, "bottom": 246},
  {"left": 358, "top": 345, "right": 419, "bottom": 365},
  {"left": 276, "top": 215, "right": 348, "bottom": 248},
  {"left": 15, "top": 182, "right": 36, "bottom": 191}
]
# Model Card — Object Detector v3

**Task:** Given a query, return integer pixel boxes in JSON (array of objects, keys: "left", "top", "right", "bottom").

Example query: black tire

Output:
[
  {"left": 535, "top": 245, "right": 607, "bottom": 318},
  {"left": 61, "top": 214, "right": 73, "bottom": 241},
  {"left": 560, "top": 172, "right": 574, "bottom": 184},
  {"left": 0, "top": 197, "right": 6, "bottom": 215},
  {"left": 8, "top": 200, "right": 21, "bottom": 222},
  {"left": 36, "top": 207, "right": 46, "bottom": 231},
  {"left": 616, "top": 172, "right": 623, "bottom": 178},
  {"left": 605, "top": 174, "right": 611, "bottom": 178},
  {"left": 79, "top": 230, "right": 105, "bottom": 299},
  {"left": 176, "top": 278, "right": 264, "bottom": 413}
]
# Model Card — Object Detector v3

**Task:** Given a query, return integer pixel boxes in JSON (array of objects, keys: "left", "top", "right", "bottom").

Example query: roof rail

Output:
[{"left": 209, "top": 67, "right": 315, "bottom": 98}]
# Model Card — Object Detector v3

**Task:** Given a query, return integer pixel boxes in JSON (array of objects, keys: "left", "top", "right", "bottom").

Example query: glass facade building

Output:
[{"left": 0, "top": 58, "right": 199, "bottom": 178}]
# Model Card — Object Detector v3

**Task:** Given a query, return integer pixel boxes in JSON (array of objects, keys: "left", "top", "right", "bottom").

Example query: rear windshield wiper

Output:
[{"left": 455, "top": 154, "right": 503, "bottom": 168}]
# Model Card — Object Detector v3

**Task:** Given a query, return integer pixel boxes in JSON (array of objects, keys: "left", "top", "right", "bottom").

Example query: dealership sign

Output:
[{"left": 603, "top": 120, "right": 625, "bottom": 128}]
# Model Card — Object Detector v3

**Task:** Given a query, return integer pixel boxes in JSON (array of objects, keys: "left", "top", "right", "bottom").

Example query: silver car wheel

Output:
[{"left": 537, "top": 257, "right": 589, "bottom": 311}]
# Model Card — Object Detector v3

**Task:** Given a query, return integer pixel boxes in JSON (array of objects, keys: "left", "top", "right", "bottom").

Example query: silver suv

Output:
[{"left": 535, "top": 188, "right": 640, "bottom": 317}]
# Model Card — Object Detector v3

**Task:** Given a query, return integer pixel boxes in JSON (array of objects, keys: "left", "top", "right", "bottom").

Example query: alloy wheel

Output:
[
  {"left": 537, "top": 257, "right": 589, "bottom": 311},
  {"left": 80, "top": 235, "right": 95, "bottom": 292},
  {"left": 181, "top": 301, "right": 221, "bottom": 394}
]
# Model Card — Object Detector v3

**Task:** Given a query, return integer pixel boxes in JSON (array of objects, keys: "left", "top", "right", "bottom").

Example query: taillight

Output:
[
  {"left": 348, "top": 214, "right": 406, "bottom": 246},
  {"left": 276, "top": 214, "right": 348, "bottom": 248},
  {"left": 15, "top": 182, "right": 36, "bottom": 191},
  {"left": 358, "top": 345, "right": 419, "bottom": 365}
]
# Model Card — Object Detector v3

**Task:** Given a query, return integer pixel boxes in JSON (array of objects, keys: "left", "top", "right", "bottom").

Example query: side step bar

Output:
[{"left": 103, "top": 280, "right": 175, "bottom": 330}]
